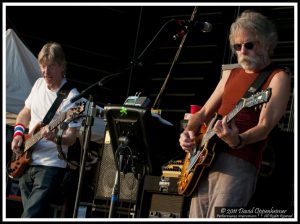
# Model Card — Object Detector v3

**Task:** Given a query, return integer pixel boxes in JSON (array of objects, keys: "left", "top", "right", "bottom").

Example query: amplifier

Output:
[
  {"left": 143, "top": 175, "right": 179, "bottom": 194},
  {"left": 147, "top": 194, "right": 185, "bottom": 218},
  {"left": 138, "top": 175, "right": 190, "bottom": 218}
]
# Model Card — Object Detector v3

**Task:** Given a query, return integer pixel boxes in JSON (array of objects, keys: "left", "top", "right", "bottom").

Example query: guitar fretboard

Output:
[
  {"left": 201, "top": 99, "right": 245, "bottom": 147},
  {"left": 24, "top": 111, "right": 67, "bottom": 151}
]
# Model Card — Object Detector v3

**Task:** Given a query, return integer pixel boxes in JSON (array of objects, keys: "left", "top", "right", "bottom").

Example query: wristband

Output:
[
  {"left": 13, "top": 124, "right": 26, "bottom": 139},
  {"left": 232, "top": 135, "right": 245, "bottom": 149},
  {"left": 13, "top": 132, "right": 24, "bottom": 139}
]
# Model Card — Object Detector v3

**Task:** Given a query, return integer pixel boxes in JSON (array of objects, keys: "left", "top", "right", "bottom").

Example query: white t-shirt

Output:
[{"left": 25, "top": 77, "right": 82, "bottom": 168}]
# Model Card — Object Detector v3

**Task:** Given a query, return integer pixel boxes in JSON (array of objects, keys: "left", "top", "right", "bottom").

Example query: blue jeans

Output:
[{"left": 18, "top": 165, "right": 65, "bottom": 218}]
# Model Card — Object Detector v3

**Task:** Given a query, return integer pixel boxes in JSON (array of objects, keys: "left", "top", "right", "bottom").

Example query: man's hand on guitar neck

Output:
[
  {"left": 41, "top": 125, "right": 58, "bottom": 143},
  {"left": 213, "top": 116, "right": 241, "bottom": 149}
]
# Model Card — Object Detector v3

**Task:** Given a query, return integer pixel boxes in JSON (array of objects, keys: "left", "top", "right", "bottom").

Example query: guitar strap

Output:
[
  {"left": 41, "top": 82, "right": 73, "bottom": 126},
  {"left": 242, "top": 63, "right": 279, "bottom": 99}
]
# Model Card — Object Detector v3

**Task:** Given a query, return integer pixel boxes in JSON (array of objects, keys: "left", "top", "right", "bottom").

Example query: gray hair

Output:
[{"left": 229, "top": 10, "right": 278, "bottom": 56}]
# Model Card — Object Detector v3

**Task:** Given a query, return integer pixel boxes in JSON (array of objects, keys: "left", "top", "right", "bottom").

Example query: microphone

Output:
[
  {"left": 193, "top": 21, "right": 213, "bottom": 32},
  {"left": 173, "top": 20, "right": 212, "bottom": 40}
]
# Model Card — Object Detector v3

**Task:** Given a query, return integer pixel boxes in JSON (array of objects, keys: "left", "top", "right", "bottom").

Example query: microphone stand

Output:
[
  {"left": 72, "top": 95, "right": 97, "bottom": 218},
  {"left": 126, "top": 10, "right": 177, "bottom": 96},
  {"left": 68, "top": 70, "right": 125, "bottom": 218},
  {"left": 130, "top": 19, "right": 176, "bottom": 67},
  {"left": 108, "top": 137, "right": 129, "bottom": 218},
  {"left": 152, "top": 6, "right": 198, "bottom": 109}
]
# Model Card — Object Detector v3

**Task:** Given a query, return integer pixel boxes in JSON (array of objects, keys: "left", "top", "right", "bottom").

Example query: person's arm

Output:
[
  {"left": 41, "top": 125, "right": 77, "bottom": 147},
  {"left": 57, "top": 127, "right": 77, "bottom": 146},
  {"left": 215, "top": 70, "right": 291, "bottom": 148},
  {"left": 240, "top": 70, "right": 291, "bottom": 144},
  {"left": 179, "top": 69, "right": 231, "bottom": 152},
  {"left": 11, "top": 107, "right": 31, "bottom": 152},
  {"left": 15, "top": 107, "right": 31, "bottom": 127}
]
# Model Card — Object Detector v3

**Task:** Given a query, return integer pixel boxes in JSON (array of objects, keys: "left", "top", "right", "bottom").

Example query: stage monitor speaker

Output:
[{"left": 94, "top": 130, "right": 140, "bottom": 202}]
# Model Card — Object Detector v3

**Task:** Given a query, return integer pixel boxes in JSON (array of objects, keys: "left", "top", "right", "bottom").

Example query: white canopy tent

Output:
[
  {"left": 5, "top": 29, "right": 105, "bottom": 143},
  {"left": 6, "top": 28, "right": 42, "bottom": 114}
]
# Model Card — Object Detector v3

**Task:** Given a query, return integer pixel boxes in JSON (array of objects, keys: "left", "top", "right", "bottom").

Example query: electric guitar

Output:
[
  {"left": 7, "top": 103, "right": 85, "bottom": 179},
  {"left": 177, "top": 88, "right": 272, "bottom": 196}
]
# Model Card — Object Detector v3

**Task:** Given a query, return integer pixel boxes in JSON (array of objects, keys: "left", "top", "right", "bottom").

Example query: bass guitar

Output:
[
  {"left": 177, "top": 88, "right": 272, "bottom": 196},
  {"left": 7, "top": 103, "right": 85, "bottom": 179}
]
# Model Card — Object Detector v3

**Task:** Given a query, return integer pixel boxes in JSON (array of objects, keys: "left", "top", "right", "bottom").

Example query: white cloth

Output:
[
  {"left": 25, "top": 77, "right": 81, "bottom": 168},
  {"left": 6, "top": 29, "right": 42, "bottom": 114}
]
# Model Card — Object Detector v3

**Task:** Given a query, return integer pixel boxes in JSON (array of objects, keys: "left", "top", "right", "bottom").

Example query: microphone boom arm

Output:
[
  {"left": 152, "top": 6, "right": 198, "bottom": 109},
  {"left": 70, "top": 73, "right": 120, "bottom": 103}
]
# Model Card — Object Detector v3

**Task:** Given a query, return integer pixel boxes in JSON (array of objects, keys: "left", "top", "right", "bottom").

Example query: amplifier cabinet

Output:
[
  {"left": 93, "top": 130, "right": 140, "bottom": 202},
  {"left": 138, "top": 175, "right": 190, "bottom": 218}
]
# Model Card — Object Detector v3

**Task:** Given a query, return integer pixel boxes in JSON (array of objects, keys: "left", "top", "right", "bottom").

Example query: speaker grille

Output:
[
  {"left": 94, "top": 131, "right": 139, "bottom": 201},
  {"left": 150, "top": 194, "right": 184, "bottom": 213}
]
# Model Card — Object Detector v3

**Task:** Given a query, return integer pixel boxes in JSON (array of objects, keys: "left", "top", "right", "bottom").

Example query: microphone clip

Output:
[
  {"left": 173, "top": 19, "right": 193, "bottom": 40},
  {"left": 173, "top": 19, "right": 212, "bottom": 40}
]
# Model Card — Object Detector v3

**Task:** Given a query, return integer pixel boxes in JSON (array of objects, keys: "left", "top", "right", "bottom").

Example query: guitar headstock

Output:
[
  {"left": 245, "top": 88, "right": 272, "bottom": 108},
  {"left": 66, "top": 102, "right": 86, "bottom": 121}
]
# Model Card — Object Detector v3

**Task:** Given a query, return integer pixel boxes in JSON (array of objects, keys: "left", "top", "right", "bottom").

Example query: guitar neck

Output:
[
  {"left": 202, "top": 100, "right": 245, "bottom": 146},
  {"left": 24, "top": 111, "right": 67, "bottom": 152},
  {"left": 226, "top": 100, "right": 245, "bottom": 123}
]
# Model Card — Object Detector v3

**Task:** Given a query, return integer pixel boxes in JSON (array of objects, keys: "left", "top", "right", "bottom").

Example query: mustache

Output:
[
  {"left": 239, "top": 55, "right": 254, "bottom": 62},
  {"left": 239, "top": 53, "right": 265, "bottom": 63}
]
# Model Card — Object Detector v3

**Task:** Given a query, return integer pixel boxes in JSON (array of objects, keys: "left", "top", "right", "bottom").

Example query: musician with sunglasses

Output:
[{"left": 179, "top": 10, "right": 291, "bottom": 218}]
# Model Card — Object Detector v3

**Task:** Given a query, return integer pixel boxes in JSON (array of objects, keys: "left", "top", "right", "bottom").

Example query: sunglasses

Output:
[{"left": 233, "top": 42, "right": 255, "bottom": 51}]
